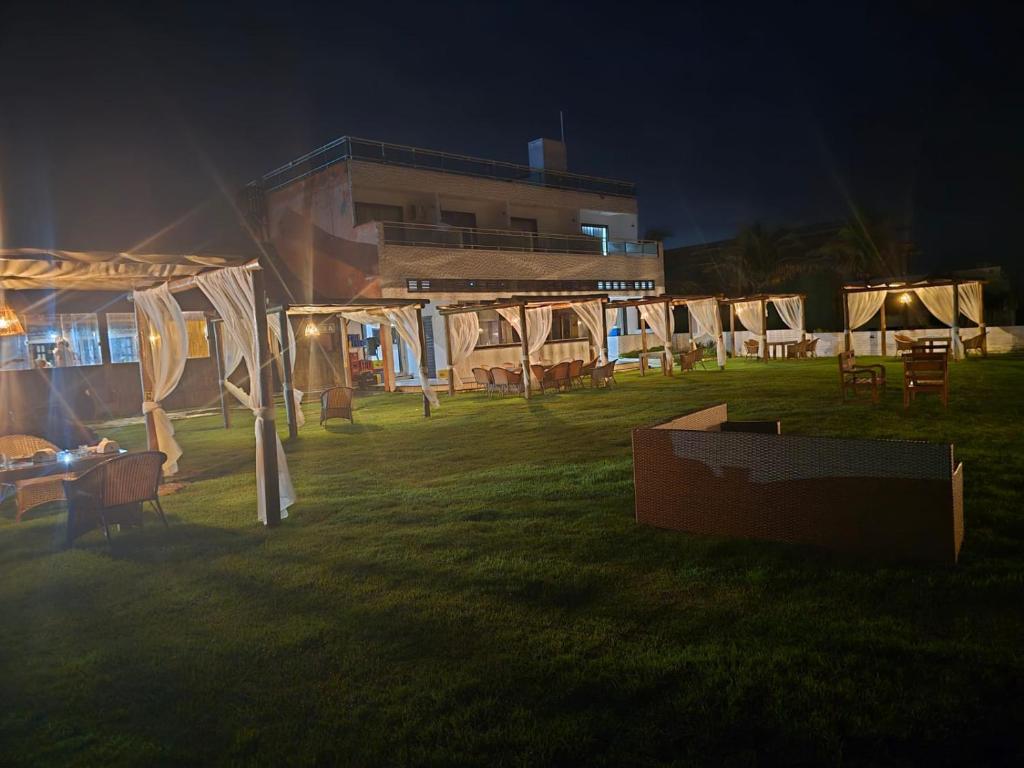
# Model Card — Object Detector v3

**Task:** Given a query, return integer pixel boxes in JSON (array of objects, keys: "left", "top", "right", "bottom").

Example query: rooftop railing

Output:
[
  {"left": 379, "top": 221, "right": 659, "bottom": 257},
  {"left": 258, "top": 136, "right": 636, "bottom": 197}
]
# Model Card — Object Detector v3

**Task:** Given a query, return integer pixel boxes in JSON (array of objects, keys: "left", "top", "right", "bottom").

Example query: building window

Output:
[
  {"left": 549, "top": 309, "right": 585, "bottom": 341},
  {"left": 440, "top": 210, "right": 478, "bottom": 229},
  {"left": 581, "top": 223, "right": 609, "bottom": 254},
  {"left": 354, "top": 202, "right": 404, "bottom": 226},
  {"left": 13, "top": 314, "right": 104, "bottom": 368},
  {"left": 107, "top": 311, "right": 210, "bottom": 364},
  {"left": 476, "top": 310, "right": 517, "bottom": 347},
  {"left": 403, "top": 278, "right": 655, "bottom": 293}
]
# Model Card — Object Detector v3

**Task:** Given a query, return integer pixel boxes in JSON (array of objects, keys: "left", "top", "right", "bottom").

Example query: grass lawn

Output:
[{"left": 2, "top": 357, "right": 1024, "bottom": 766}]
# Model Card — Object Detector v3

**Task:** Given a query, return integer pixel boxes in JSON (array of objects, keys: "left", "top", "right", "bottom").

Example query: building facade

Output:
[{"left": 246, "top": 136, "right": 664, "bottom": 385}]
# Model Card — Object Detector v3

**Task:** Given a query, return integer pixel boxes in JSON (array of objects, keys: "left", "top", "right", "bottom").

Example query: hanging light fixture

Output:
[
  {"left": 304, "top": 318, "right": 321, "bottom": 337},
  {"left": 899, "top": 292, "right": 912, "bottom": 305},
  {"left": 0, "top": 289, "right": 25, "bottom": 337}
]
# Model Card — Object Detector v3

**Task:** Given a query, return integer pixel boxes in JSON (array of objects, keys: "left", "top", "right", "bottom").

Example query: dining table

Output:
[{"left": 0, "top": 448, "right": 126, "bottom": 487}]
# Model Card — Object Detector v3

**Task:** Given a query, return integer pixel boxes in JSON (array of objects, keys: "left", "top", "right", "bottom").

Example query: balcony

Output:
[
  {"left": 379, "top": 222, "right": 659, "bottom": 257},
  {"left": 258, "top": 136, "right": 636, "bottom": 197}
]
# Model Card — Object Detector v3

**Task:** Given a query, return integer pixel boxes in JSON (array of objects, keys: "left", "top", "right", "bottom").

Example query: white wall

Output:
[{"left": 721, "top": 327, "right": 1024, "bottom": 357}]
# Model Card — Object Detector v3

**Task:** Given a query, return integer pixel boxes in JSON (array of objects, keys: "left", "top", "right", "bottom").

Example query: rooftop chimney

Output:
[{"left": 528, "top": 138, "right": 567, "bottom": 172}]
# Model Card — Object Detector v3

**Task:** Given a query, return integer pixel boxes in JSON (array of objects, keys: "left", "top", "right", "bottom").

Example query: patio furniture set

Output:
[
  {"left": 743, "top": 337, "right": 819, "bottom": 360},
  {"left": 839, "top": 340, "right": 950, "bottom": 409},
  {"left": 0, "top": 435, "right": 166, "bottom": 546},
  {"left": 472, "top": 358, "right": 617, "bottom": 396}
]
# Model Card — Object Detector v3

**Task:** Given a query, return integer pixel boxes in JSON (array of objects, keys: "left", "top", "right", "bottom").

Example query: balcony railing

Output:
[
  {"left": 379, "top": 221, "right": 659, "bottom": 257},
  {"left": 258, "top": 136, "right": 636, "bottom": 197}
]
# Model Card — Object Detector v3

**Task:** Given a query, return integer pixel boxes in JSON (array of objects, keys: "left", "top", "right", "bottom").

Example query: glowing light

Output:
[
  {"left": 899, "top": 292, "right": 912, "bottom": 305},
  {"left": 304, "top": 320, "right": 321, "bottom": 338},
  {"left": 149, "top": 333, "right": 160, "bottom": 344}
]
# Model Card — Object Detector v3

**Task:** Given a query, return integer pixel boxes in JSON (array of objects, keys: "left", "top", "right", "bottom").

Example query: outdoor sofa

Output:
[{"left": 632, "top": 403, "right": 964, "bottom": 564}]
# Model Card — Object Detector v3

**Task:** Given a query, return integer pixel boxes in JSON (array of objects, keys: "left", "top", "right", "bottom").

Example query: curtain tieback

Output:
[
  {"left": 142, "top": 401, "right": 162, "bottom": 414},
  {"left": 252, "top": 406, "right": 274, "bottom": 419}
]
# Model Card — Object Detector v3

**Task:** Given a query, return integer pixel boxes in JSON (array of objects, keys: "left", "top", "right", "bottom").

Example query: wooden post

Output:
[
  {"left": 640, "top": 318, "right": 649, "bottom": 375},
  {"left": 600, "top": 304, "right": 610, "bottom": 364},
  {"left": 518, "top": 303, "right": 531, "bottom": 399},
  {"left": 843, "top": 292, "right": 851, "bottom": 353},
  {"left": 951, "top": 283, "right": 961, "bottom": 360},
  {"left": 444, "top": 314, "right": 456, "bottom": 396},
  {"left": 208, "top": 318, "right": 231, "bottom": 428},
  {"left": 133, "top": 302, "right": 159, "bottom": 450},
  {"left": 800, "top": 296, "right": 807, "bottom": 343},
  {"left": 380, "top": 322, "right": 395, "bottom": 392},
  {"left": 729, "top": 303, "right": 737, "bottom": 358},
  {"left": 252, "top": 266, "right": 282, "bottom": 527},
  {"left": 879, "top": 298, "right": 887, "bottom": 358},
  {"left": 761, "top": 298, "right": 769, "bottom": 361},
  {"left": 415, "top": 307, "right": 431, "bottom": 417},
  {"left": 663, "top": 299, "right": 673, "bottom": 376},
  {"left": 339, "top": 316, "right": 352, "bottom": 387},
  {"left": 278, "top": 308, "right": 298, "bottom": 440},
  {"left": 979, "top": 289, "right": 987, "bottom": 356}
]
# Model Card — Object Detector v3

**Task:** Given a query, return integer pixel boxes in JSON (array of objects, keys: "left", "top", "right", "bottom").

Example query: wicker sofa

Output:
[{"left": 632, "top": 404, "right": 964, "bottom": 564}]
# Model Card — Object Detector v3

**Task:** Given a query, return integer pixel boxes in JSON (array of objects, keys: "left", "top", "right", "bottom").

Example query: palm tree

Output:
[
  {"left": 820, "top": 215, "right": 912, "bottom": 280},
  {"left": 722, "top": 223, "right": 807, "bottom": 294}
]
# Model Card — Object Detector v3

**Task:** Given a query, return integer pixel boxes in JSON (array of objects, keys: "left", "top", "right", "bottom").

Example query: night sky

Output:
[{"left": 1, "top": 1, "right": 1021, "bottom": 271}]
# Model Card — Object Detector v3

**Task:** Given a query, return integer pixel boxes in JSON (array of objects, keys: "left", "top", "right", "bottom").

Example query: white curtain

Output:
[
  {"left": 197, "top": 267, "right": 295, "bottom": 524},
  {"left": 847, "top": 290, "right": 887, "bottom": 330},
  {"left": 268, "top": 314, "right": 305, "bottom": 428},
  {"left": 385, "top": 306, "right": 439, "bottom": 406},
  {"left": 958, "top": 282, "right": 983, "bottom": 325},
  {"left": 687, "top": 298, "right": 727, "bottom": 367},
  {"left": 572, "top": 300, "right": 606, "bottom": 362},
  {"left": 638, "top": 301, "right": 675, "bottom": 371},
  {"left": 497, "top": 306, "right": 552, "bottom": 358},
  {"left": 447, "top": 312, "right": 480, "bottom": 384},
  {"left": 771, "top": 296, "right": 804, "bottom": 332},
  {"left": 132, "top": 284, "right": 188, "bottom": 475},
  {"left": 733, "top": 300, "right": 764, "bottom": 334},
  {"left": 915, "top": 285, "right": 964, "bottom": 358}
]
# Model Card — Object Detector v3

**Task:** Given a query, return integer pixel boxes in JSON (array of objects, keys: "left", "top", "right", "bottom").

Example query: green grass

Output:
[{"left": 2, "top": 357, "right": 1024, "bottom": 766}]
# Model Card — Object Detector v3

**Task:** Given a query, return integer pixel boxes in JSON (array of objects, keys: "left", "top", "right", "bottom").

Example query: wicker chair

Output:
[
  {"left": 838, "top": 351, "right": 885, "bottom": 404},
  {"left": 551, "top": 361, "right": 572, "bottom": 391},
  {"left": 504, "top": 368, "right": 524, "bottom": 395},
  {"left": 961, "top": 332, "right": 986, "bottom": 357},
  {"left": 568, "top": 359, "right": 585, "bottom": 388},
  {"left": 591, "top": 359, "right": 618, "bottom": 388},
  {"left": 805, "top": 337, "right": 819, "bottom": 358},
  {"left": 894, "top": 333, "right": 919, "bottom": 357},
  {"left": 0, "top": 434, "right": 64, "bottom": 522},
  {"left": 490, "top": 366, "right": 511, "bottom": 396},
  {"left": 63, "top": 451, "right": 167, "bottom": 546},
  {"left": 472, "top": 367, "right": 494, "bottom": 394},
  {"left": 319, "top": 386, "right": 355, "bottom": 426},
  {"left": 677, "top": 347, "right": 700, "bottom": 371},
  {"left": 903, "top": 350, "right": 949, "bottom": 409},
  {"left": 785, "top": 339, "right": 808, "bottom": 359},
  {"left": 743, "top": 339, "right": 760, "bottom": 359}
]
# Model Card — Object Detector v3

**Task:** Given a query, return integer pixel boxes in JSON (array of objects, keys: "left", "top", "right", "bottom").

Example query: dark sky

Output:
[{"left": 1, "top": 1, "right": 1021, "bottom": 271}]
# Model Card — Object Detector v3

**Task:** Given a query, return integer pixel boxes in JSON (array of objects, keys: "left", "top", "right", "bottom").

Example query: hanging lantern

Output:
[
  {"left": 304, "top": 319, "right": 321, "bottom": 338},
  {"left": 0, "top": 306, "right": 24, "bottom": 337}
]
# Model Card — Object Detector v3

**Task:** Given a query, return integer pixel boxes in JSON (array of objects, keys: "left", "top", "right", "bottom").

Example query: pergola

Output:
[
  {"left": 840, "top": 276, "right": 985, "bottom": 359},
  {"left": 720, "top": 293, "right": 807, "bottom": 362},
  {"left": 604, "top": 294, "right": 728, "bottom": 372},
  {"left": 0, "top": 251, "right": 296, "bottom": 520},
  {"left": 268, "top": 298, "right": 435, "bottom": 433},
  {"left": 438, "top": 294, "right": 610, "bottom": 398}
]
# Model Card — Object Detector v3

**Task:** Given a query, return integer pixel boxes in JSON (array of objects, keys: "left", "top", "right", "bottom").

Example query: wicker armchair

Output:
[
  {"left": 529, "top": 364, "right": 556, "bottom": 394},
  {"left": 785, "top": 339, "right": 808, "bottom": 359},
  {"left": 0, "top": 434, "right": 64, "bottom": 522},
  {"left": 319, "top": 386, "right": 355, "bottom": 426},
  {"left": 504, "top": 368, "right": 524, "bottom": 395},
  {"left": 894, "top": 333, "right": 919, "bottom": 356},
  {"left": 568, "top": 359, "right": 585, "bottom": 388},
  {"left": 63, "top": 451, "right": 167, "bottom": 546},
  {"left": 961, "top": 332, "right": 986, "bottom": 357},
  {"left": 591, "top": 359, "right": 618, "bottom": 388},
  {"left": 805, "top": 337, "right": 820, "bottom": 358},
  {"left": 490, "top": 366, "right": 511, "bottom": 396},
  {"left": 472, "top": 367, "right": 494, "bottom": 395},
  {"left": 550, "top": 361, "right": 572, "bottom": 391},
  {"left": 743, "top": 339, "right": 760, "bottom": 359}
]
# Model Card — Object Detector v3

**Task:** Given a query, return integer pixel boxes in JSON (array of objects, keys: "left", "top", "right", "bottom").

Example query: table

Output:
[
  {"left": 0, "top": 449, "right": 126, "bottom": 486},
  {"left": 767, "top": 340, "right": 799, "bottom": 359}
]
